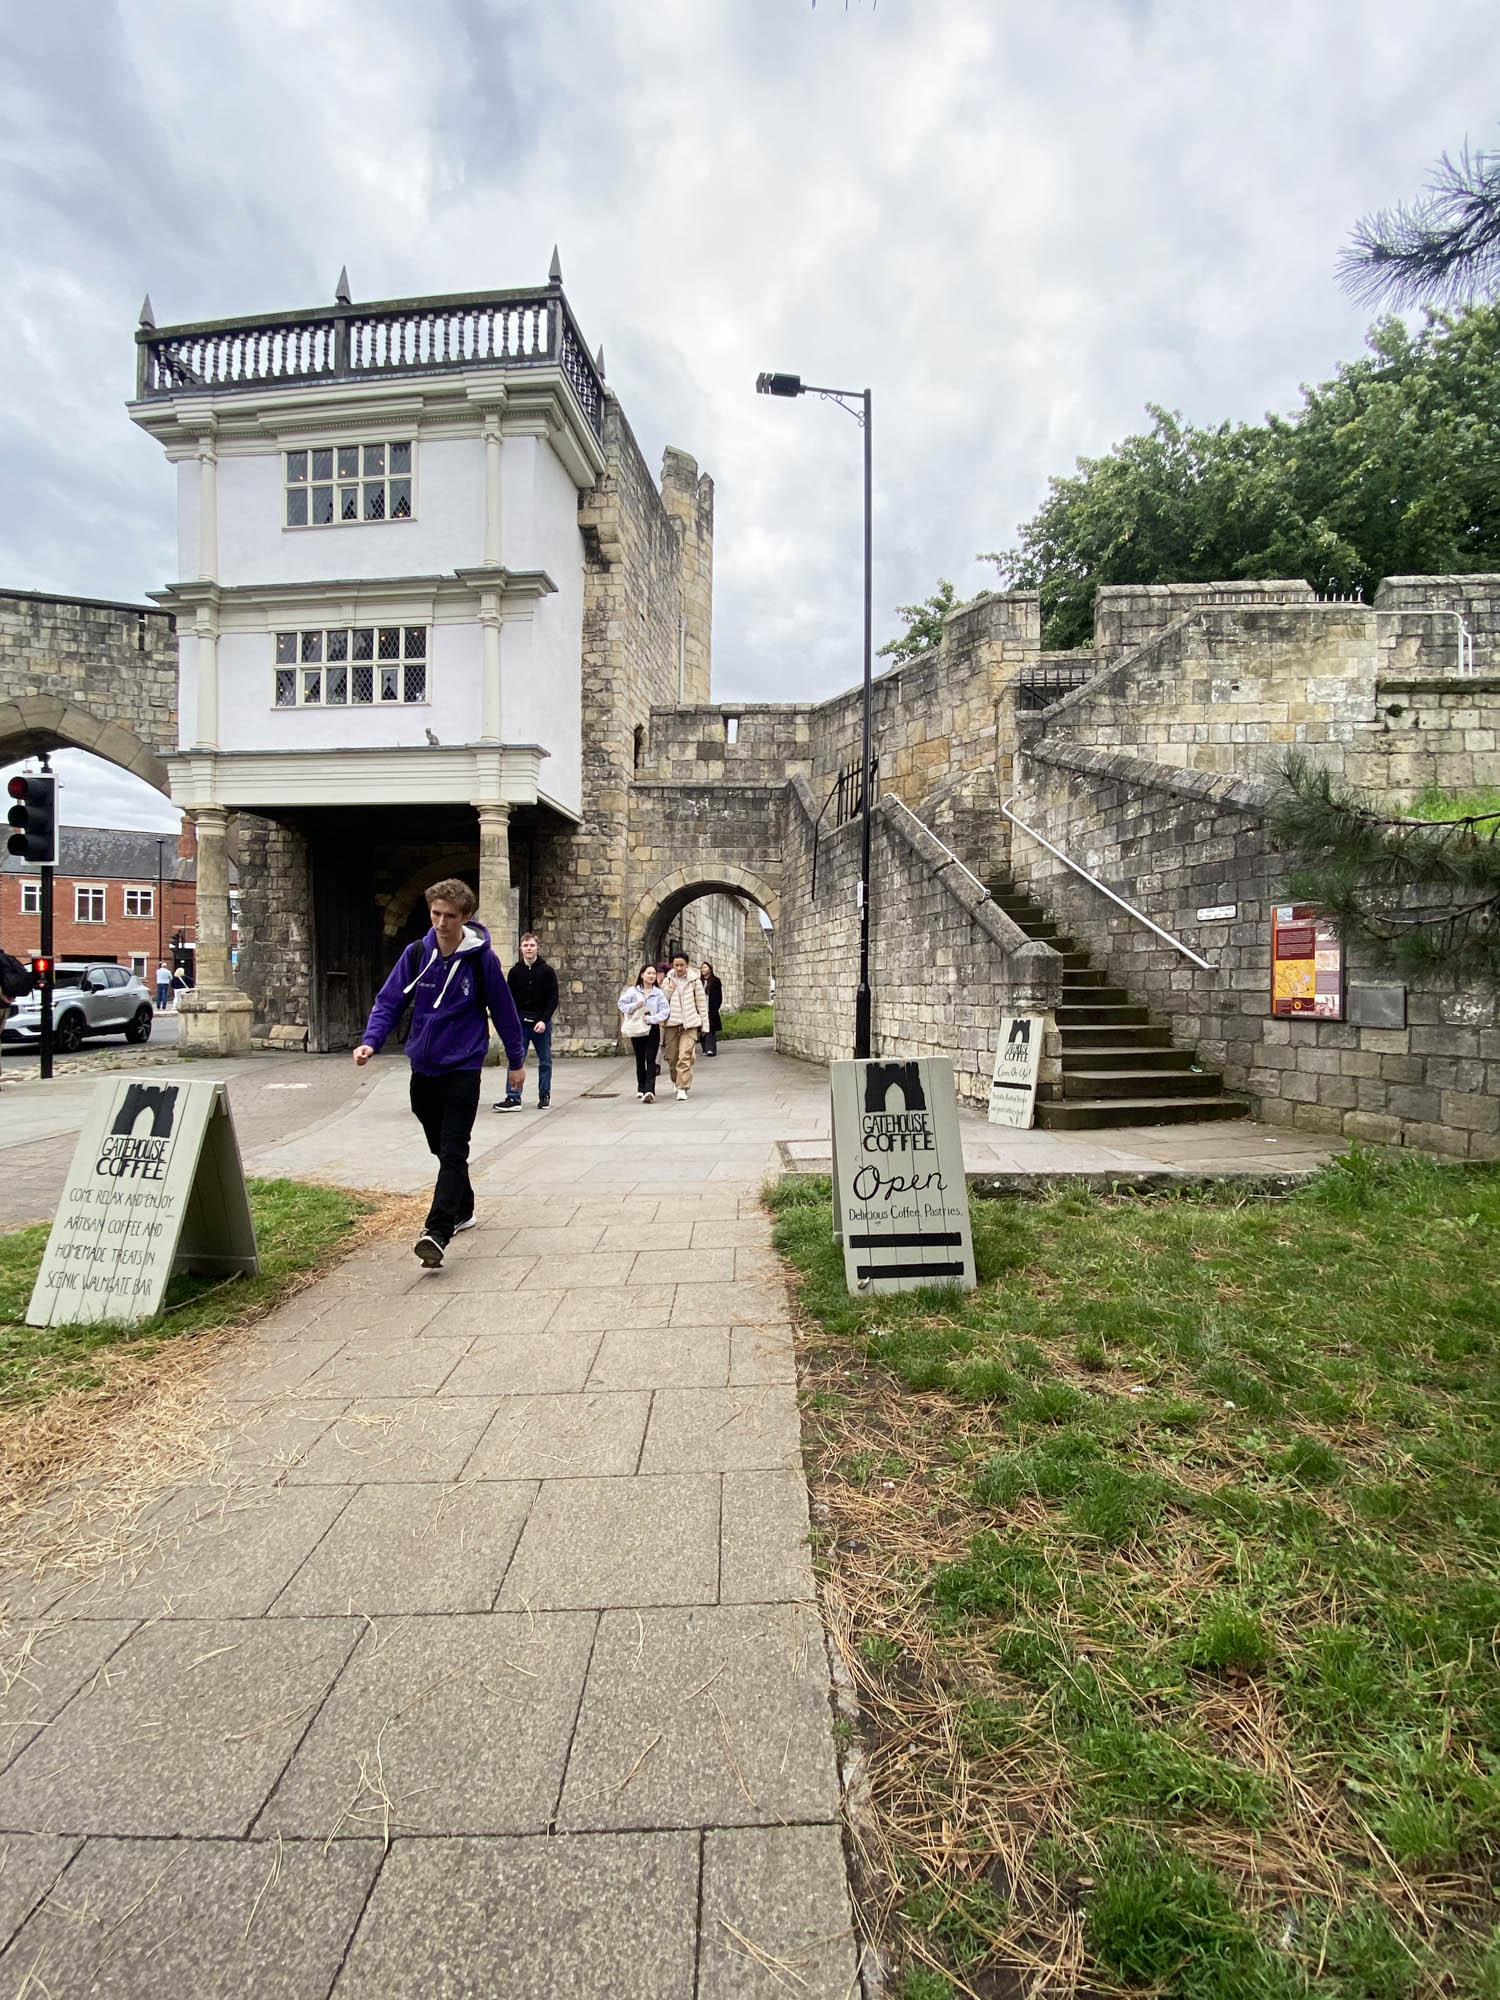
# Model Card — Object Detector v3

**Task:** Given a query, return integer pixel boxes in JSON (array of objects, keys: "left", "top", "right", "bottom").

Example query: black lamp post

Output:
[{"left": 755, "top": 370, "right": 873, "bottom": 1059}]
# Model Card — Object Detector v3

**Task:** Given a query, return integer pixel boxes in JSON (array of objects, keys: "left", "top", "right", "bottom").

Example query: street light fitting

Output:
[{"left": 755, "top": 372, "right": 804, "bottom": 397}]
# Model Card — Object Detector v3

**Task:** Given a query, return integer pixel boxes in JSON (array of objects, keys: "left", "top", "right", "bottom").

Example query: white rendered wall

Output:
[
  {"left": 500, "top": 437, "right": 584, "bottom": 815},
  {"left": 177, "top": 632, "right": 199, "bottom": 747},
  {"left": 215, "top": 622, "right": 482, "bottom": 754},
  {"left": 210, "top": 438, "right": 484, "bottom": 587},
  {"left": 177, "top": 458, "right": 201, "bottom": 580}
]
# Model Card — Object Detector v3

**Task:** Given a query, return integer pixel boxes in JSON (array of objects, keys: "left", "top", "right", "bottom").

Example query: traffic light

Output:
[
  {"left": 30, "top": 956, "right": 52, "bottom": 982},
  {"left": 6, "top": 773, "right": 57, "bottom": 866}
]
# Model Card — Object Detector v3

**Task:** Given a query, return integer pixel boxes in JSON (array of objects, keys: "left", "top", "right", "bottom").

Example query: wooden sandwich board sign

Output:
[
  {"left": 988, "top": 1012, "right": 1046, "bottom": 1128},
  {"left": 830, "top": 1057, "right": 976, "bottom": 1295},
  {"left": 26, "top": 1076, "right": 259, "bottom": 1328}
]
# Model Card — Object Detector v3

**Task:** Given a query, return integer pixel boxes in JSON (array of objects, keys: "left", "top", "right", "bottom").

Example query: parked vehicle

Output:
[{"left": 2, "top": 964, "right": 155, "bottom": 1053}]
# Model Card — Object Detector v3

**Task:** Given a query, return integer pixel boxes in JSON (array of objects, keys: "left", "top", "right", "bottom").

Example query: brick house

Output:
[{"left": 0, "top": 823, "right": 208, "bottom": 981}]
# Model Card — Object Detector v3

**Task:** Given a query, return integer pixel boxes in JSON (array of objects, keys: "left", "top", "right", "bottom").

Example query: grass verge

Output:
[
  {"left": 0, "top": 1177, "right": 375, "bottom": 1411},
  {"left": 720, "top": 1004, "right": 774, "bottom": 1039},
  {"left": 770, "top": 1149, "right": 1500, "bottom": 1998}
]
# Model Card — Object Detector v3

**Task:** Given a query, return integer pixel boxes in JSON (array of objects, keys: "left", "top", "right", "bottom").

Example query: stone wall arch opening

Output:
[
  {"left": 630, "top": 865, "right": 778, "bottom": 1015},
  {"left": 0, "top": 698, "right": 172, "bottom": 798}
]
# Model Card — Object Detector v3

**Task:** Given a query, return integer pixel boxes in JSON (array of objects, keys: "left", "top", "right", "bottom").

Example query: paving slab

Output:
[
  {"left": 201, "top": 1396, "right": 349, "bottom": 1478},
  {"left": 270, "top": 1479, "right": 538, "bottom": 1616},
  {"left": 586, "top": 1326, "right": 731, "bottom": 1391},
  {"left": 519, "top": 1250, "right": 639, "bottom": 1288},
  {"left": 57, "top": 1484, "right": 355, "bottom": 1622},
  {"left": 720, "top": 1471, "right": 816, "bottom": 1604},
  {"left": 636, "top": 1248, "right": 738, "bottom": 1286},
  {"left": 402, "top": 1254, "right": 545, "bottom": 1295},
  {"left": 558, "top": 1601, "right": 840, "bottom": 1831},
  {"left": 547, "top": 1284, "right": 673, "bottom": 1334},
  {"left": 730, "top": 1325, "right": 797, "bottom": 1386},
  {"left": 597, "top": 1220, "right": 696, "bottom": 1251},
  {"left": 670, "top": 1281, "right": 791, "bottom": 1328},
  {"left": 287, "top": 1396, "right": 498, "bottom": 1485},
  {"left": 332, "top": 1831, "right": 698, "bottom": 1999},
  {"left": 498, "top": 1475, "right": 719, "bottom": 1610},
  {"left": 0, "top": 1621, "right": 138, "bottom": 1777},
  {"left": 641, "top": 1387, "right": 802, "bottom": 1475},
  {"left": 689, "top": 1217, "right": 771, "bottom": 1248},
  {"left": 301, "top": 1338, "right": 472, "bottom": 1401},
  {"left": 210, "top": 1339, "right": 348, "bottom": 1401},
  {"left": 0, "top": 1835, "right": 381, "bottom": 1998},
  {"left": 0, "top": 1617, "right": 360, "bottom": 1836},
  {"left": 261, "top": 1612, "right": 594, "bottom": 1838},
  {"left": 464, "top": 1392, "right": 651, "bottom": 1480},
  {"left": 488, "top": 1222, "right": 603, "bottom": 1256},
  {"left": 0, "top": 1833, "right": 80, "bottom": 1954},
  {"left": 438, "top": 1328, "right": 604, "bottom": 1396},
  {"left": 700, "top": 1824, "right": 859, "bottom": 1999},
  {"left": 301, "top": 1292, "right": 452, "bottom": 1342}
]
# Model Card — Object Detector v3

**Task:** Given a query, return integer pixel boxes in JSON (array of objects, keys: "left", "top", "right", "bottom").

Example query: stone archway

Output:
[
  {"left": 0, "top": 696, "right": 172, "bottom": 796},
  {"left": 382, "top": 846, "right": 482, "bottom": 944},
  {"left": 629, "top": 863, "right": 781, "bottom": 968}
]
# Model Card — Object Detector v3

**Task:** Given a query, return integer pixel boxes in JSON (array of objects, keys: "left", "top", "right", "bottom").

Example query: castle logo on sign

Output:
[{"left": 830, "top": 1057, "right": 976, "bottom": 1296}]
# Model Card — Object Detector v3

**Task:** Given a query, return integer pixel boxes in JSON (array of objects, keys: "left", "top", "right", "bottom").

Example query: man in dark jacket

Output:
[
  {"left": 496, "top": 931, "right": 559, "bottom": 1112},
  {"left": 355, "top": 878, "right": 525, "bottom": 1268}
]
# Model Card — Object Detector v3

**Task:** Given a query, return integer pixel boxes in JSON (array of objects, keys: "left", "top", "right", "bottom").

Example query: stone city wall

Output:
[
  {"left": 535, "top": 400, "right": 715, "bottom": 1051},
  {"left": 776, "top": 776, "right": 1060, "bottom": 1109},
  {"left": 0, "top": 588, "right": 179, "bottom": 789},
  {"left": 1009, "top": 740, "right": 1500, "bottom": 1157},
  {"left": 1028, "top": 597, "right": 1500, "bottom": 797},
  {"left": 676, "top": 892, "right": 747, "bottom": 1005},
  {"left": 236, "top": 813, "right": 312, "bottom": 1046}
]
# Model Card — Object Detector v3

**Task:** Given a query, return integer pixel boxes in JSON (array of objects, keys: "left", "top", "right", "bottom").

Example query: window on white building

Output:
[
  {"left": 285, "top": 442, "right": 412, "bottom": 528},
  {"left": 20, "top": 880, "right": 39, "bottom": 915},
  {"left": 123, "top": 886, "right": 154, "bottom": 918},
  {"left": 273, "top": 627, "right": 427, "bottom": 707},
  {"left": 75, "top": 885, "right": 106, "bottom": 923}
]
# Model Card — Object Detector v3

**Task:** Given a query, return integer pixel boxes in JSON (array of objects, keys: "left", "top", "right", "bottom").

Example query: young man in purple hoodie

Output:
[{"left": 354, "top": 878, "right": 525, "bottom": 1268}]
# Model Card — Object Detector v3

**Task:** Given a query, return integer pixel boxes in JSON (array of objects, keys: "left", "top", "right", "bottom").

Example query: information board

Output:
[
  {"left": 1271, "top": 904, "right": 1344, "bottom": 1020},
  {"left": 830, "top": 1057, "right": 976, "bottom": 1295},
  {"left": 988, "top": 1013, "right": 1046, "bottom": 1128},
  {"left": 26, "top": 1077, "right": 259, "bottom": 1328}
]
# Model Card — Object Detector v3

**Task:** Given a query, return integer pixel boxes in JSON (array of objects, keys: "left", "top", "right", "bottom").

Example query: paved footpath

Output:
[{"left": 0, "top": 1041, "right": 1332, "bottom": 1996}]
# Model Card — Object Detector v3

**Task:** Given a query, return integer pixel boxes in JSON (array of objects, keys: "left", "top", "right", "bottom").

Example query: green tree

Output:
[
  {"left": 1341, "top": 138, "right": 1500, "bottom": 309},
  {"left": 879, "top": 579, "right": 963, "bottom": 666},
  {"left": 985, "top": 304, "right": 1500, "bottom": 649}
]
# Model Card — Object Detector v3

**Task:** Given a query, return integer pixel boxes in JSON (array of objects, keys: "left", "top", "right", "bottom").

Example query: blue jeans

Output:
[{"left": 521, "top": 1021, "right": 552, "bottom": 1099}]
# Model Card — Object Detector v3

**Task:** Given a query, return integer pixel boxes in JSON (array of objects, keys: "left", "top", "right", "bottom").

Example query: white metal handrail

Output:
[
  {"left": 1000, "top": 796, "right": 1213, "bottom": 970},
  {"left": 884, "top": 794, "right": 992, "bottom": 901}
]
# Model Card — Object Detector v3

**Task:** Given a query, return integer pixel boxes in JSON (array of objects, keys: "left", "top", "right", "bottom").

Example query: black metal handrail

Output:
[
  {"left": 810, "top": 756, "right": 879, "bottom": 899},
  {"left": 135, "top": 284, "right": 605, "bottom": 438}
]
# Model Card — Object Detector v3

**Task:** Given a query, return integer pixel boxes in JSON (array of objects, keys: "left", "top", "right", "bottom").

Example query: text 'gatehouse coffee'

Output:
[
  {"left": 830, "top": 1057, "right": 976, "bottom": 1296},
  {"left": 26, "top": 1077, "right": 260, "bottom": 1327}
]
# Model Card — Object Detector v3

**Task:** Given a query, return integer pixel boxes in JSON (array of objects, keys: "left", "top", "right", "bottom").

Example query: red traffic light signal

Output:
[
  {"left": 6, "top": 772, "right": 57, "bottom": 866},
  {"left": 30, "top": 956, "right": 52, "bottom": 980}
]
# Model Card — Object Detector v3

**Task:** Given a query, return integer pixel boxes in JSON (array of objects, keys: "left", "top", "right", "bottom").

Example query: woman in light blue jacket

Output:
[{"left": 618, "top": 963, "right": 670, "bottom": 1102}]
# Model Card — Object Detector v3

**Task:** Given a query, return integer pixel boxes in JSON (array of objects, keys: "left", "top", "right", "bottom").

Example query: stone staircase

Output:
[{"left": 988, "top": 875, "right": 1251, "bottom": 1130}]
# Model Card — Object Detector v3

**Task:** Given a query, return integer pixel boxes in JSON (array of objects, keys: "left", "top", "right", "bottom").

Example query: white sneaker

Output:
[
  {"left": 676, "top": 1088, "right": 687, "bottom": 1101},
  {"left": 452, "top": 1215, "right": 478, "bottom": 1234},
  {"left": 642, "top": 1090, "right": 655, "bottom": 1103}
]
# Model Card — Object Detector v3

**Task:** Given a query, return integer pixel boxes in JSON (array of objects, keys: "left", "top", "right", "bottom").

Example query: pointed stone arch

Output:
[
  {"left": 628, "top": 863, "right": 780, "bottom": 968},
  {"left": 0, "top": 695, "right": 172, "bottom": 796}
]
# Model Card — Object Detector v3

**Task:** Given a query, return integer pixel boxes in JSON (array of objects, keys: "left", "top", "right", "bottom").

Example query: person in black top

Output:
[
  {"left": 496, "top": 932, "right": 560, "bottom": 1110},
  {"left": 700, "top": 961, "right": 724, "bottom": 1056}
]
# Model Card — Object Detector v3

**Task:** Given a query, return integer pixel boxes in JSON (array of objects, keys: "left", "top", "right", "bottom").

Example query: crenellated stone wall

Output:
[{"left": 0, "top": 588, "right": 179, "bottom": 791}]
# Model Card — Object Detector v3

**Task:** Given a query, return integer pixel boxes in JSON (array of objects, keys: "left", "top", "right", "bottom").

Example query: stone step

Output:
[
  {"left": 1060, "top": 1067, "right": 1221, "bottom": 1100},
  {"left": 1059, "top": 1044, "right": 1194, "bottom": 1072},
  {"left": 1036, "top": 1095, "right": 1253, "bottom": 1130},
  {"left": 1056, "top": 1002, "right": 1152, "bottom": 1027},
  {"left": 1058, "top": 1023, "right": 1175, "bottom": 1051},
  {"left": 1063, "top": 980, "right": 1133, "bottom": 1007}
]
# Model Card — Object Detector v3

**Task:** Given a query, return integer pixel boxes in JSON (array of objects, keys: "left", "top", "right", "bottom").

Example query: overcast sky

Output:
[{"left": 3, "top": 0, "right": 1497, "bottom": 831}]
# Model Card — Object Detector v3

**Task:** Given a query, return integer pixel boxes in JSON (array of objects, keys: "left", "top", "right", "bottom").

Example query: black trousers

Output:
[
  {"left": 409, "top": 1068, "right": 482, "bottom": 1242},
  {"left": 631, "top": 1024, "right": 661, "bottom": 1093}
]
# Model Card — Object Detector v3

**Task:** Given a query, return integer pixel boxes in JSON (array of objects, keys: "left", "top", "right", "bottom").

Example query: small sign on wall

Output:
[
  {"left": 988, "top": 1013, "right": 1046, "bottom": 1128},
  {"left": 830, "top": 1057, "right": 976, "bottom": 1295},
  {"left": 26, "top": 1077, "right": 259, "bottom": 1328},
  {"left": 1272, "top": 905, "right": 1344, "bottom": 1020}
]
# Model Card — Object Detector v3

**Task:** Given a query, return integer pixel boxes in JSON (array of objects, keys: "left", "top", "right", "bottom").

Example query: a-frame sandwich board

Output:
[{"left": 26, "top": 1076, "right": 260, "bottom": 1328}]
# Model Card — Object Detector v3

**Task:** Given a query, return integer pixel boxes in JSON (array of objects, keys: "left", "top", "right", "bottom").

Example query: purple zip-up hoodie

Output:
[{"left": 362, "top": 921, "right": 525, "bottom": 1076}]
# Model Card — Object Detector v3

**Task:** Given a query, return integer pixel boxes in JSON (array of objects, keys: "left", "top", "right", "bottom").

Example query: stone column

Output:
[
  {"left": 197, "top": 439, "right": 218, "bottom": 582},
  {"left": 477, "top": 803, "right": 515, "bottom": 948},
  {"left": 176, "top": 806, "right": 253, "bottom": 1056},
  {"left": 482, "top": 410, "right": 504, "bottom": 566}
]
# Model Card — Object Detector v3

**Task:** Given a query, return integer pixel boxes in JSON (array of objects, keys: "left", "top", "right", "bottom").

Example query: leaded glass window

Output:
[
  {"left": 285, "top": 441, "right": 413, "bottom": 528},
  {"left": 272, "top": 629, "right": 428, "bottom": 706}
]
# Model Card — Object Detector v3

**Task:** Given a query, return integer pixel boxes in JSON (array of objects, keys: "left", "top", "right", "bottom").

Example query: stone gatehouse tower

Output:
[{"left": 130, "top": 265, "right": 713, "bottom": 1052}]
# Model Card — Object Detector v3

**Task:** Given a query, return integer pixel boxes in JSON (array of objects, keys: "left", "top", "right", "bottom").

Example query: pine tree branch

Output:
[{"left": 1340, "top": 143, "right": 1500, "bottom": 309}]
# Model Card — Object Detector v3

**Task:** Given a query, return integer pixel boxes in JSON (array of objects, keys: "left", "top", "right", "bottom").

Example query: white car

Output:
[{"left": 3, "top": 964, "right": 156, "bottom": 1054}]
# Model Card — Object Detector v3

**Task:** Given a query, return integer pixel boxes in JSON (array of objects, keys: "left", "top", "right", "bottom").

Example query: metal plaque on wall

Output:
[
  {"left": 26, "top": 1077, "right": 260, "bottom": 1327},
  {"left": 830, "top": 1057, "right": 976, "bottom": 1295}
]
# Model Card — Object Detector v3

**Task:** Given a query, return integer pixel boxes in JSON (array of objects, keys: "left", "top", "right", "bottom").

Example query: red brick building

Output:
[{"left": 0, "top": 824, "right": 202, "bottom": 980}]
